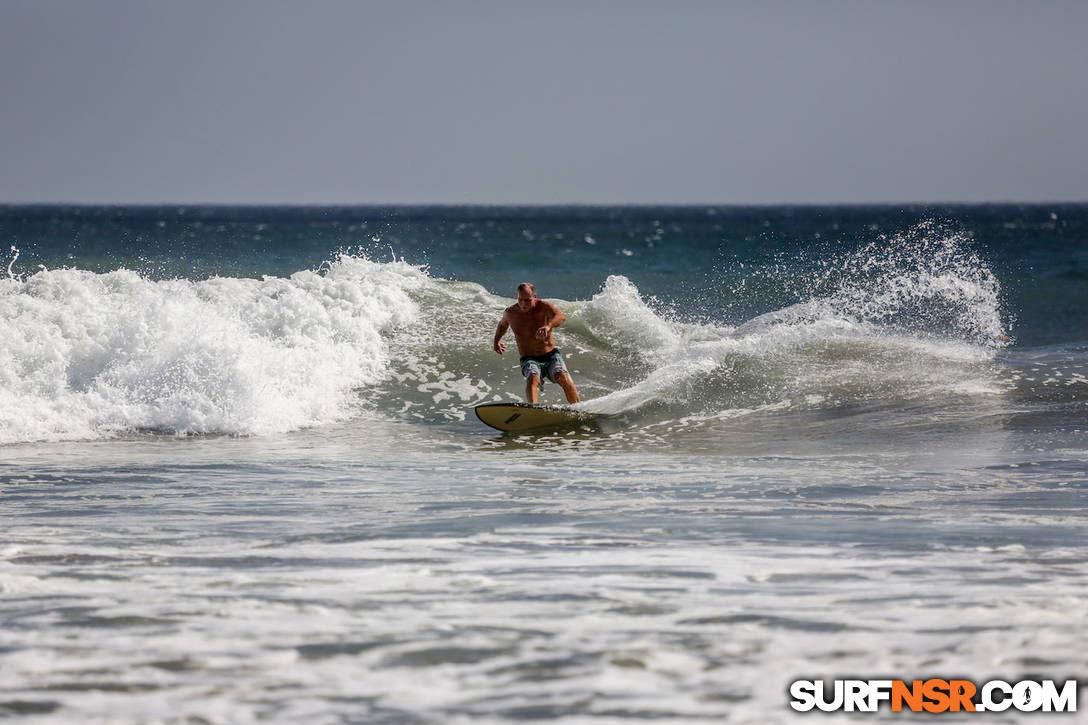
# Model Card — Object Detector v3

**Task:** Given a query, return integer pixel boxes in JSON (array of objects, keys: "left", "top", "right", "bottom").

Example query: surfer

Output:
[{"left": 493, "top": 282, "right": 581, "bottom": 404}]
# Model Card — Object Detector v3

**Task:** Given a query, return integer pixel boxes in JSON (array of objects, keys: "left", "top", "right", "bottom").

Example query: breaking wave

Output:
[
  {"left": 0, "top": 255, "right": 425, "bottom": 442},
  {"left": 1, "top": 225, "right": 1009, "bottom": 443}
]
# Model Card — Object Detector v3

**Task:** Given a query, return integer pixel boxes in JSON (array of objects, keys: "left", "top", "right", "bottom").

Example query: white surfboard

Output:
[{"left": 474, "top": 402, "right": 602, "bottom": 433}]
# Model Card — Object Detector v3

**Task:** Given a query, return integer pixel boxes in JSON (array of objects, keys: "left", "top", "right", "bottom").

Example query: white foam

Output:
[
  {"left": 5, "top": 532, "right": 1084, "bottom": 724},
  {"left": 0, "top": 255, "right": 427, "bottom": 443},
  {"left": 573, "top": 274, "right": 680, "bottom": 354}
]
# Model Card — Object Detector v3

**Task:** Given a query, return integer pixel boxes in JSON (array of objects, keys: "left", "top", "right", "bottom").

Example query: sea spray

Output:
[
  {"left": 5, "top": 246, "right": 19, "bottom": 280},
  {"left": 579, "top": 225, "right": 1008, "bottom": 417},
  {"left": 732, "top": 221, "right": 1008, "bottom": 346}
]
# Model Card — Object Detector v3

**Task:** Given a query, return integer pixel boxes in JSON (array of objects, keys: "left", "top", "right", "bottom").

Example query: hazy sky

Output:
[{"left": 2, "top": 0, "right": 1086, "bottom": 205}]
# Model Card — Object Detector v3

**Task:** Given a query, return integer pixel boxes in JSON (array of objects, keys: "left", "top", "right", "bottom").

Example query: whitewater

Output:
[
  {"left": 2, "top": 226, "right": 1009, "bottom": 443},
  {"left": 1, "top": 205, "right": 1085, "bottom": 723}
]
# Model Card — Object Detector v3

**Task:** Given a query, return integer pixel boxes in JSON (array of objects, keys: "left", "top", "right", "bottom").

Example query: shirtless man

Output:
[{"left": 493, "top": 282, "right": 581, "bottom": 404}]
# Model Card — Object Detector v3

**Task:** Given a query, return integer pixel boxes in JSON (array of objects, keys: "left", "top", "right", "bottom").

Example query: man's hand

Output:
[
  {"left": 535, "top": 326, "right": 550, "bottom": 340},
  {"left": 494, "top": 316, "right": 509, "bottom": 354}
]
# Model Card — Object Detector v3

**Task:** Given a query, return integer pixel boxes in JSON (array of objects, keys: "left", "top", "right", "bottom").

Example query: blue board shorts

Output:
[{"left": 520, "top": 349, "right": 569, "bottom": 387}]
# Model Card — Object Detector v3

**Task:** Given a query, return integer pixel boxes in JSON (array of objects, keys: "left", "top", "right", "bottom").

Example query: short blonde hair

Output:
[{"left": 517, "top": 282, "right": 536, "bottom": 296}]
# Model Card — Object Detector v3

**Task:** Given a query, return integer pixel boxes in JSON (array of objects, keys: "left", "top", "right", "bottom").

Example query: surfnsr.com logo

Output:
[{"left": 789, "top": 679, "right": 1079, "bottom": 713}]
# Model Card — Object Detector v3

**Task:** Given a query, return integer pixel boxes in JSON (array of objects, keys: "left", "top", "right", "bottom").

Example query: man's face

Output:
[{"left": 517, "top": 290, "right": 535, "bottom": 311}]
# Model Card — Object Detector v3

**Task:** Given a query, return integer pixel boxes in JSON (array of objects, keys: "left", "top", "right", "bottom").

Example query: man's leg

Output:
[
  {"left": 554, "top": 372, "right": 581, "bottom": 404},
  {"left": 525, "top": 374, "right": 540, "bottom": 404}
]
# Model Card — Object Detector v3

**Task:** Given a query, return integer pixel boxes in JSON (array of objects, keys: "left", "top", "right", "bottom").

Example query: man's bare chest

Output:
[{"left": 508, "top": 308, "right": 547, "bottom": 332}]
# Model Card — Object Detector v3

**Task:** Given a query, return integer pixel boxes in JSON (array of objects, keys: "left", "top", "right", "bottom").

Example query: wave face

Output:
[{"left": 1, "top": 220, "right": 1013, "bottom": 443}]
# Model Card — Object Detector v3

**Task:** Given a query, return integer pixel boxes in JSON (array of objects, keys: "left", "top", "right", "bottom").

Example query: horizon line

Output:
[{"left": 3, "top": 199, "right": 1087, "bottom": 209}]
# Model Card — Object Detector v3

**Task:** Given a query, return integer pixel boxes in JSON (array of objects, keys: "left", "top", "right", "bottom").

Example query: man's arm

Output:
[
  {"left": 535, "top": 301, "right": 565, "bottom": 339},
  {"left": 493, "top": 313, "right": 510, "bottom": 354}
]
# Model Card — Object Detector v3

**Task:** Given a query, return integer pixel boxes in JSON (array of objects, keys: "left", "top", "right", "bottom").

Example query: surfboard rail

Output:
[{"left": 474, "top": 402, "right": 601, "bottom": 433}]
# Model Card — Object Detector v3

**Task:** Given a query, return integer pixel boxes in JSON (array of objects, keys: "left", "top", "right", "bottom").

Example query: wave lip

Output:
[{"left": 0, "top": 254, "right": 425, "bottom": 443}]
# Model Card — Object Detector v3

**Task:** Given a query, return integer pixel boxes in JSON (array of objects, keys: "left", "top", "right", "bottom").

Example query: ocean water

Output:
[{"left": 1, "top": 204, "right": 1085, "bottom": 723}]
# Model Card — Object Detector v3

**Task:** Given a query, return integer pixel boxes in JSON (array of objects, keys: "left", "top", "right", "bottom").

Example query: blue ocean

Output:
[{"left": 2, "top": 204, "right": 1085, "bottom": 722}]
